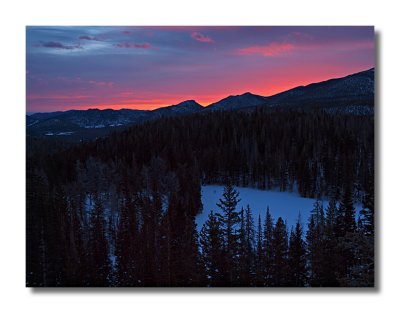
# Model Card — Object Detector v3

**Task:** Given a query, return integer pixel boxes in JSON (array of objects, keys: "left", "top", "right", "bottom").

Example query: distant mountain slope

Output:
[
  {"left": 55, "top": 108, "right": 152, "bottom": 128},
  {"left": 203, "top": 68, "right": 374, "bottom": 113},
  {"left": 204, "top": 92, "right": 267, "bottom": 111},
  {"left": 152, "top": 100, "right": 203, "bottom": 117},
  {"left": 26, "top": 100, "right": 204, "bottom": 140},
  {"left": 262, "top": 68, "right": 374, "bottom": 110}
]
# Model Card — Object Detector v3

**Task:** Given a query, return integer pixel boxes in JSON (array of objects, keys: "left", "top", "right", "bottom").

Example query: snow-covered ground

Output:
[{"left": 197, "top": 185, "right": 362, "bottom": 232}]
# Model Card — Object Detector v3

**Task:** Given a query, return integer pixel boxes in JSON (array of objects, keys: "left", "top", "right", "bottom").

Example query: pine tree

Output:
[
  {"left": 199, "top": 211, "right": 224, "bottom": 286},
  {"left": 237, "top": 208, "right": 248, "bottom": 285},
  {"left": 306, "top": 201, "right": 332, "bottom": 286},
  {"left": 255, "top": 214, "right": 264, "bottom": 286},
  {"left": 215, "top": 183, "right": 241, "bottom": 286},
  {"left": 319, "top": 197, "right": 340, "bottom": 286},
  {"left": 325, "top": 198, "right": 337, "bottom": 239},
  {"left": 345, "top": 224, "right": 374, "bottom": 287},
  {"left": 287, "top": 218, "right": 307, "bottom": 287},
  {"left": 87, "top": 194, "right": 111, "bottom": 286},
  {"left": 313, "top": 200, "right": 325, "bottom": 229},
  {"left": 337, "top": 187, "right": 356, "bottom": 236},
  {"left": 237, "top": 206, "right": 255, "bottom": 286},
  {"left": 351, "top": 169, "right": 374, "bottom": 286},
  {"left": 271, "top": 217, "right": 289, "bottom": 286},
  {"left": 165, "top": 191, "right": 201, "bottom": 286},
  {"left": 262, "top": 206, "right": 274, "bottom": 286},
  {"left": 50, "top": 186, "right": 70, "bottom": 286},
  {"left": 115, "top": 194, "right": 140, "bottom": 286},
  {"left": 306, "top": 215, "right": 319, "bottom": 286},
  {"left": 26, "top": 170, "right": 49, "bottom": 286},
  {"left": 360, "top": 170, "right": 374, "bottom": 236},
  {"left": 139, "top": 165, "right": 164, "bottom": 286},
  {"left": 245, "top": 205, "right": 255, "bottom": 283},
  {"left": 335, "top": 187, "right": 358, "bottom": 284}
]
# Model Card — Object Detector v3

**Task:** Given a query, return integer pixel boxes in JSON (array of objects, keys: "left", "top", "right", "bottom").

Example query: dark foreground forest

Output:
[{"left": 26, "top": 108, "right": 374, "bottom": 287}]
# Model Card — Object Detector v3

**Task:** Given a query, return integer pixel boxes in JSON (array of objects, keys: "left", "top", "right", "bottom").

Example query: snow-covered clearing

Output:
[{"left": 197, "top": 185, "right": 362, "bottom": 232}]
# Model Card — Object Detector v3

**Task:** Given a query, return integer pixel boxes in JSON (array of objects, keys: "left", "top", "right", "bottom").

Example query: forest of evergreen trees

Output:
[{"left": 26, "top": 108, "right": 374, "bottom": 287}]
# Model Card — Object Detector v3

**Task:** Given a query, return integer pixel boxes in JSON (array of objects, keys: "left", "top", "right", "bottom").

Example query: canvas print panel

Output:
[{"left": 26, "top": 26, "right": 374, "bottom": 287}]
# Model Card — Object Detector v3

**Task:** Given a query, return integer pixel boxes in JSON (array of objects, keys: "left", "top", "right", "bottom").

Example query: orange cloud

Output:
[{"left": 237, "top": 42, "right": 295, "bottom": 56}]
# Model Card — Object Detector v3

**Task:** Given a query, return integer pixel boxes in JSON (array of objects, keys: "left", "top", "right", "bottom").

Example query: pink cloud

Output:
[
  {"left": 237, "top": 42, "right": 295, "bottom": 56},
  {"left": 114, "top": 42, "right": 151, "bottom": 49},
  {"left": 191, "top": 32, "right": 214, "bottom": 43}
]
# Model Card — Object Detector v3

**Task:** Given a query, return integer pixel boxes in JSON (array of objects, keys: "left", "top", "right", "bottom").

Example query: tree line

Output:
[{"left": 41, "top": 108, "right": 373, "bottom": 200}]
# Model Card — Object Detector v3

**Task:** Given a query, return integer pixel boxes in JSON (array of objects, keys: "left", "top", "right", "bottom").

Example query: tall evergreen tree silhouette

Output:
[
  {"left": 271, "top": 217, "right": 288, "bottom": 286},
  {"left": 87, "top": 194, "right": 111, "bottom": 286},
  {"left": 199, "top": 211, "right": 224, "bottom": 286},
  {"left": 288, "top": 217, "right": 307, "bottom": 287},
  {"left": 215, "top": 183, "right": 241, "bottom": 286},
  {"left": 255, "top": 214, "right": 264, "bottom": 286},
  {"left": 361, "top": 170, "right": 374, "bottom": 236},
  {"left": 262, "top": 206, "right": 274, "bottom": 286}
]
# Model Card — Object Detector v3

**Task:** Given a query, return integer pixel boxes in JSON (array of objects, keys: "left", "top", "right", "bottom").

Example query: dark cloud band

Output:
[
  {"left": 39, "top": 41, "right": 82, "bottom": 50},
  {"left": 114, "top": 42, "right": 151, "bottom": 49}
]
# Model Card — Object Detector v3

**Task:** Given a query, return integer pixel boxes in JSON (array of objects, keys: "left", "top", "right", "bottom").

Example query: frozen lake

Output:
[{"left": 197, "top": 185, "right": 362, "bottom": 232}]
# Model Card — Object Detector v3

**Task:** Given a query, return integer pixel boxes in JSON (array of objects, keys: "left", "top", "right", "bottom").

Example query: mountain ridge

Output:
[
  {"left": 27, "top": 67, "right": 374, "bottom": 140},
  {"left": 204, "top": 92, "right": 267, "bottom": 111}
]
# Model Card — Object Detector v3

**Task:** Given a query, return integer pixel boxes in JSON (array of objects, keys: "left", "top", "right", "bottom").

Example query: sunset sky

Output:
[{"left": 26, "top": 26, "right": 374, "bottom": 112}]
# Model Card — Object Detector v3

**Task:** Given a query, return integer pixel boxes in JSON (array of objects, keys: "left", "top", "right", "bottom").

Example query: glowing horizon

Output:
[{"left": 26, "top": 26, "right": 374, "bottom": 112}]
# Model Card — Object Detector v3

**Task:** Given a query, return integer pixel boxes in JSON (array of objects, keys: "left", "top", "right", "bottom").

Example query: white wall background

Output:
[{"left": 0, "top": 0, "right": 398, "bottom": 312}]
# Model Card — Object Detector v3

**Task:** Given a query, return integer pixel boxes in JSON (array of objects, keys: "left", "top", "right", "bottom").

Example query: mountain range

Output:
[{"left": 27, "top": 68, "right": 374, "bottom": 140}]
